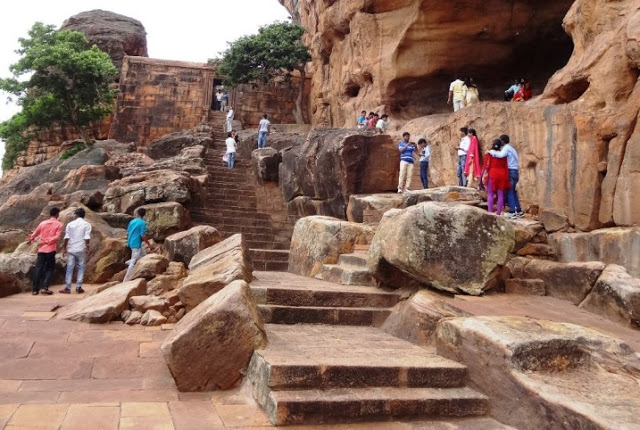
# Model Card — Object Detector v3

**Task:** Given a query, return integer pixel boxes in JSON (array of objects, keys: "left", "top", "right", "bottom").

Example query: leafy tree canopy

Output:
[
  {"left": 0, "top": 22, "right": 117, "bottom": 170},
  {"left": 218, "top": 21, "right": 311, "bottom": 87}
]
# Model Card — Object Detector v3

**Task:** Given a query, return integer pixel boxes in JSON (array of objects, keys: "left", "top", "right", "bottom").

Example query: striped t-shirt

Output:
[{"left": 398, "top": 141, "right": 416, "bottom": 163}]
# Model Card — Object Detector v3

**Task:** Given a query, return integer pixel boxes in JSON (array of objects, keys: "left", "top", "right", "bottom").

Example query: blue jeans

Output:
[
  {"left": 65, "top": 251, "right": 86, "bottom": 290},
  {"left": 420, "top": 160, "right": 429, "bottom": 189},
  {"left": 258, "top": 131, "right": 268, "bottom": 148},
  {"left": 228, "top": 152, "right": 235, "bottom": 169},
  {"left": 457, "top": 155, "right": 467, "bottom": 186},
  {"left": 507, "top": 169, "right": 522, "bottom": 213}
]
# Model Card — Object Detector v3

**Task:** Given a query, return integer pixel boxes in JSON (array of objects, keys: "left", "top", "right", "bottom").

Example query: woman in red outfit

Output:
[
  {"left": 482, "top": 139, "right": 511, "bottom": 214},
  {"left": 513, "top": 79, "right": 532, "bottom": 101},
  {"left": 464, "top": 128, "right": 482, "bottom": 188}
]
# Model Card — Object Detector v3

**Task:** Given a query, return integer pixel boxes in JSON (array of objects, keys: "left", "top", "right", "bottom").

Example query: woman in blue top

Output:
[{"left": 398, "top": 132, "right": 417, "bottom": 193}]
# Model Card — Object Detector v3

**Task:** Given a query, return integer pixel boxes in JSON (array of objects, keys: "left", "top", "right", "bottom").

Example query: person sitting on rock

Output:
[
  {"left": 463, "top": 78, "right": 480, "bottom": 107},
  {"left": 513, "top": 79, "right": 532, "bottom": 101},
  {"left": 504, "top": 80, "right": 520, "bottom": 101},
  {"left": 28, "top": 207, "right": 62, "bottom": 295},
  {"left": 123, "top": 208, "right": 155, "bottom": 282},
  {"left": 60, "top": 208, "right": 91, "bottom": 294},
  {"left": 397, "top": 132, "right": 417, "bottom": 193},
  {"left": 482, "top": 139, "right": 511, "bottom": 215},
  {"left": 376, "top": 114, "right": 389, "bottom": 132},
  {"left": 357, "top": 110, "right": 367, "bottom": 129}
]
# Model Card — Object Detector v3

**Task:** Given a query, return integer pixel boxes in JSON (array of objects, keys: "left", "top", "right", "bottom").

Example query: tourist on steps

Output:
[
  {"left": 60, "top": 208, "right": 92, "bottom": 294},
  {"left": 215, "top": 90, "right": 223, "bottom": 111},
  {"left": 258, "top": 114, "right": 271, "bottom": 148},
  {"left": 397, "top": 132, "right": 417, "bottom": 193},
  {"left": 226, "top": 107, "right": 234, "bottom": 132},
  {"left": 418, "top": 138, "right": 430, "bottom": 189},
  {"left": 221, "top": 91, "right": 229, "bottom": 112},
  {"left": 447, "top": 76, "right": 466, "bottom": 112},
  {"left": 123, "top": 208, "right": 155, "bottom": 282},
  {"left": 489, "top": 134, "right": 524, "bottom": 218},
  {"left": 28, "top": 207, "right": 62, "bottom": 295},
  {"left": 464, "top": 128, "right": 482, "bottom": 188},
  {"left": 482, "top": 140, "right": 511, "bottom": 215},
  {"left": 455, "top": 126, "right": 470, "bottom": 186},
  {"left": 225, "top": 131, "right": 237, "bottom": 169}
]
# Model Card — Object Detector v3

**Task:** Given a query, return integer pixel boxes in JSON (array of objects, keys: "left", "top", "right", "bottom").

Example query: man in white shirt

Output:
[
  {"left": 257, "top": 114, "right": 271, "bottom": 148},
  {"left": 226, "top": 107, "right": 234, "bottom": 132},
  {"left": 60, "top": 208, "right": 92, "bottom": 294},
  {"left": 455, "top": 126, "right": 470, "bottom": 186},
  {"left": 215, "top": 90, "right": 223, "bottom": 110},
  {"left": 376, "top": 114, "right": 389, "bottom": 132},
  {"left": 225, "top": 131, "right": 237, "bottom": 169},
  {"left": 447, "top": 77, "right": 466, "bottom": 112}
]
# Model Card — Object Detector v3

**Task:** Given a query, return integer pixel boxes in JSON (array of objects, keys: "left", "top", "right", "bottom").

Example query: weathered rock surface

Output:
[
  {"left": 510, "top": 219, "right": 545, "bottom": 252},
  {"left": 164, "top": 225, "right": 222, "bottom": 265},
  {"left": 57, "top": 279, "right": 147, "bottom": 323},
  {"left": 146, "top": 131, "right": 212, "bottom": 160},
  {"left": 99, "top": 212, "right": 134, "bottom": 229},
  {"left": 288, "top": 216, "right": 374, "bottom": 277},
  {"left": 504, "top": 278, "right": 546, "bottom": 296},
  {"left": 436, "top": 316, "right": 640, "bottom": 430},
  {"left": 550, "top": 227, "right": 640, "bottom": 277},
  {"left": 369, "top": 202, "right": 515, "bottom": 295},
  {"left": 0, "top": 229, "right": 28, "bottom": 253},
  {"left": 539, "top": 208, "right": 569, "bottom": 233},
  {"left": 281, "top": 129, "right": 400, "bottom": 218},
  {"left": 252, "top": 147, "right": 282, "bottom": 183},
  {"left": 580, "top": 265, "right": 640, "bottom": 329},
  {"left": 161, "top": 280, "right": 267, "bottom": 391},
  {"left": 0, "top": 254, "right": 64, "bottom": 297},
  {"left": 179, "top": 234, "right": 253, "bottom": 311},
  {"left": 138, "top": 202, "right": 190, "bottom": 242},
  {"left": 346, "top": 193, "right": 403, "bottom": 224},
  {"left": 140, "top": 309, "right": 167, "bottom": 326},
  {"left": 507, "top": 257, "right": 606, "bottom": 305},
  {"left": 61, "top": 10, "right": 148, "bottom": 74},
  {"left": 403, "top": 187, "right": 483, "bottom": 208},
  {"left": 129, "top": 295, "right": 169, "bottom": 313},
  {"left": 127, "top": 254, "right": 169, "bottom": 281}
]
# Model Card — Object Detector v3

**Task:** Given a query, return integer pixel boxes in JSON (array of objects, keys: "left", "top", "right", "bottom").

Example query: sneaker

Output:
[
  {"left": 76, "top": 287, "right": 85, "bottom": 294},
  {"left": 502, "top": 212, "right": 516, "bottom": 219},
  {"left": 516, "top": 211, "right": 525, "bottom": 218},
  {"left": 40, "top": 288, "right": 53, "bottom": 295},
  {"left": 58, "top": 288, "right": 71, "bottom": 294}
]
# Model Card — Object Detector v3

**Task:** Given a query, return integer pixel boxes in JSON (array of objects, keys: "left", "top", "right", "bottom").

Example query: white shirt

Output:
[
  {"left": 64, "top": 218, "right": 92, "bottom": 253},
  {"left": 216, "top": 92, "right": 223, "bottom": 101},
  {"left": 489, "top": 143, "right": 519, "bottom": 170},
  {"left": 225, "top": 137, "right": 236, "bottom": 153},
  {"left": 458, "top": 136, "right": 470, "bottom": 156},
  {"left": 375, "top": 119, "right": 388, "bottom": 131},
  {"left": 226, "top": 109, "right": 234, "bottom": 120},
  {"left": 259, "top": 118, "right": 270, "bottom": 133},
  {"left": 420, "top": 146, "right": 431, "bottom": 162}
]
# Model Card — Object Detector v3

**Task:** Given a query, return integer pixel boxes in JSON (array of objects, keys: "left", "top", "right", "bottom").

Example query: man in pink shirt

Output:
[{"left": 28, "top": 207, "right": 62, "bottom": 295}]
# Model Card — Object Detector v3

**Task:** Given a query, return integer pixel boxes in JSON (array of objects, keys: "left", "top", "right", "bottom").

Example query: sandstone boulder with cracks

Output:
[
  {"left": 138, "top": 201, "right": 191, "bottom": 242},
  {"left": 368, "top": 202, "right": 515, "bottom": 295},
  {"left": 164, "top": 225, "right": 222, "bottom": 265},
  {"left": 127, "top": 254, "right": 169, "bottom": 281}
]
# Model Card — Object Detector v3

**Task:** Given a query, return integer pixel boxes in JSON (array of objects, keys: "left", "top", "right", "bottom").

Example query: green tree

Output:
[
  {"left": 0, "top": 22, "right": 117, "bottom": 170},
  {"left": 218, "top": 21, "right": 311, "bottom": 124}
]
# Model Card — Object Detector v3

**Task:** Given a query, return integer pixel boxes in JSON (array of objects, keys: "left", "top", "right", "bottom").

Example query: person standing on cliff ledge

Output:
[
  {"left": 28, "top": 207, "right": 62, "bottom": 295},
  {"left": 448, "top": 76, "right": 466, "bottom": 112},
  {"left": 397, "top": 132, "right": 417, "bottom": 193},
  {"left": 455, "top": 126, "right": 470, "bottom": 186},
  {"left": 258, "top": 114, "right": 271, "bottom": 148},
  {"left": 60, "top": 208, "right": 91, "bottom": 294}
]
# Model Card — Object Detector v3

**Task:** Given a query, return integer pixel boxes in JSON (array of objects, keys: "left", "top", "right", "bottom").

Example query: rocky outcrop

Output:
[
  {"left": 252, "top": 148, "right": 282, "bottom": 183},
  {"left": 163, "top": 225, "right": 222, "bottom": 265},
  {"left": 280, "top": 0, "right": 573, "bottom": 125},
  {"left": 138, "top": 202, "right": 191, "bottom": 242},
  {"left": 402, "top": 187, "right": 483, "bottom": 208},
  {"left": 61, "top": 10, "right": 148, "bottom": 75},
  {"left": 57, "top": 279, "right": 147, "bottom": 323},
  {"left": 0, "top": 229, "right": 27, "bottom": 253},
  {"left": 281, "top": 129, "right": 399, "bottom": 218},
  {"left": 146, "top": 131, "right": 212, "bottom": 160},
  {"left": 346, "top": 194, "right": 404, "bottom": 224},
  {"left": 288, "top": 216, "right": 374, "bottom": 277},
  {"left": 179, "top": 234, "right": 253, "bottom": 311},
  {"left": 436, "top": 316, "right": 640, "bottom": 430},
  {"left": 127, "top": 254, "right": 169, "bottom": 281},
  {"left": 161, "top": 280, "right": 267, "bottom": 391},
  {"left": 580, "top": 265, "right": 640, "bottom": 329},
  {"left": 0, "top": 254, "right": 64, "bottom": 297},
  {"left": 369, "top": 202, "right": 515, "bottom": 295}
]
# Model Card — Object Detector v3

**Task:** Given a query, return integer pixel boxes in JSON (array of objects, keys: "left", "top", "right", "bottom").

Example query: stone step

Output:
[
  {"left": 338, "top": 251, "right": 369, "bottom": 267},
  {"left": 316, "top": 263, "right": 373, "bottom": 286},
  {"left": 250, "top": 249, "right": 290, "bottom": 262},
  {"left": 258, "top": 304, "right": 392, "bottom": 326},
  {"left": 192, "top": 208, "right": 270, "bottom": 219},
  {"left": 252, "top": 260, "right": 289, "bottom": 272},
  {"left": 263, "top": 386, "right": 489, "bottom": 426}
]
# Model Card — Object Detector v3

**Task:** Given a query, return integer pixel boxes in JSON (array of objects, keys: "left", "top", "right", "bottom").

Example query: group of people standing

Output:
[
  {"left": 447, "top": 77, "right": 480, "bottom": 112},
  {"left": 357, "top": 111, "right": 390, "bottom": 132},
  {"left": 214, "top": 89, "right": 230, "bottom": 112},
  {"left": 28, "top": 207, "right": 155, "bottom": 296},
  {"left": 504, "top": 79, "right": 532, "bottom": 102},
  {"left": 397, "top": 133, "right": 431, "bottom": 192}
]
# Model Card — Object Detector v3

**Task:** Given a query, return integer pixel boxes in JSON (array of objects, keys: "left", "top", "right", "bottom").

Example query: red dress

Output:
[{"left": 484, "top": 155, "right": 511, "bottom": 190}]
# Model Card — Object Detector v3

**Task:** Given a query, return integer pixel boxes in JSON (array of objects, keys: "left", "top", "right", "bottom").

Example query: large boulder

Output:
[
  {"left": 580, "top": 265, "right": 640, "bottom": 328},
  {"left": 146, "top": 131, "right": 212, "bottom": 160},
  {"left": 56, "top": 279, "right": 147, "bottom": 323},
  {"left": 402, "top": 186, "right": 483, "bottom": 208},
  {"left": 368, "top": 202, "right": 515, "bottom": 295},
  {"left": 346, "top": 194, "right": 404, "bottom": 224},
  {"left": 288, "top": 216, "right": 374, "bottom": 277},
  {"left": 0, "top": 254, "right": 64, "bottom": 297},
  {"left": 252, "top": 147, "right": 282, "bottom": 183},
  {"left": 0, "top": 229, "right": 28, "bottom": 253},
  {"left": 128, "top": 254, "right": 169, "bottom": 281},
  {"left": 506, "top": 257, "right": 606, "bottom": 305},
  {"left": 164, "top": 225, "right": 222, "bottom": 264},
  {"left": 178, "top": 234, "right": 253, "bottom": 311},
  {"left": 161, "top": 280, "right": 267, "bottom": 391},
  {"left": 436, "top": 316, "right": 640, "bottom": 430},
  {"left": 280, "top": 129, "right": 400, "bottom": 218},
  {"left": 60, "top": 10, "right": 148, "bottom": 75},
  {"left": 138, "top": 202, "right": 191, "bottom": 242}
]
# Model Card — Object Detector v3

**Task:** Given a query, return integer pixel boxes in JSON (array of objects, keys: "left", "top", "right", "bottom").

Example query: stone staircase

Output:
[
  {"left": 190, "top": 111, "right": 294, "bottom": 271},
  {"left": 315, "top": 250, "right": 374, "bottom": 286},
  {"left": 246, "top": 271, "right": 494, "bottom": 426}
]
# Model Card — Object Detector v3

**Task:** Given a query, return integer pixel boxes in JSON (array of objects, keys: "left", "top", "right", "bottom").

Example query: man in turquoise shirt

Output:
[{"left": 123, "top": 208, "right": 154, "bottom": 281}]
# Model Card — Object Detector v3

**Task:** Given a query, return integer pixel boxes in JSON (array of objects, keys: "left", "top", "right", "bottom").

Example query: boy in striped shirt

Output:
[{"left": 397, "top": 132, "right": 417, "bottom": 193}]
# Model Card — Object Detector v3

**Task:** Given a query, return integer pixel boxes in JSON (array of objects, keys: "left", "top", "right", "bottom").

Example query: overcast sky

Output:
[{"left": 0, "top": 0, "right": 290, "bottom": 172}]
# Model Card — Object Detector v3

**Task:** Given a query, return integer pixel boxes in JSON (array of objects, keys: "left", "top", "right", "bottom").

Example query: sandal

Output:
[
  {"left": 40, "top": 289, "right": 53, "bottom": 295},
  {"left": 32, "top": 290, "right": 39, "bottom": 295},
  {"left": 76, "top": 287, "right": 85, "bottom": 294},
  {"left": 58, "top": 288, "right": 71, "bottom": 294}
]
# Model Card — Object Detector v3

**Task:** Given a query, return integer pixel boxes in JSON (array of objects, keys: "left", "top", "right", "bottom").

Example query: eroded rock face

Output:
[
  {"left": 0, "top": 254, "right": 64, "bottom": 297},
  {"left": 164, "top": 225, "right": 222, "bottom": 265},
  {"left": 580, "top": 265, "right": 640, "bottom": 328},
  {"left": 436, "top": 316, "right": 640, "bottom": 430},
  {"left": 252, "top": 148, "right": 282, "bottom": 184},
  {"left": 128, "top": 254, "right": 169, "bottom": 281},
  {"left": 161, "top": 280, "right": 267, "bottom": 391},
  {"left": 280, "top": 0, "right": 573, "bottom": 125},
  {"left": 56, "top": 279, "right": 147, "bottom": 323},
  {"left": 138, "top": 202, "right": 191, "bottom": 242},
  {"left": 288, "top": 216, "right": 374, "bottom": 277},
  {"left": 280, "top": 129, "right": 399, "bottom": 218},
  {"left": 402, "top": 187, "right": 483, "bottom": 208},
  {"left": 146, "top": 131, "right": 212, "bottom": 160},
  {"left": 346, "top": 193, "right": 404, "bottom": 224},
  {"left": 368, "top": 202, "right": 515, "bottom": 295},
  {"left": 0, "top": 229, "right": 28, "bottom": 253},
  {"left": 61, "top": 10, "right": 148, "bottom": 75}
]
